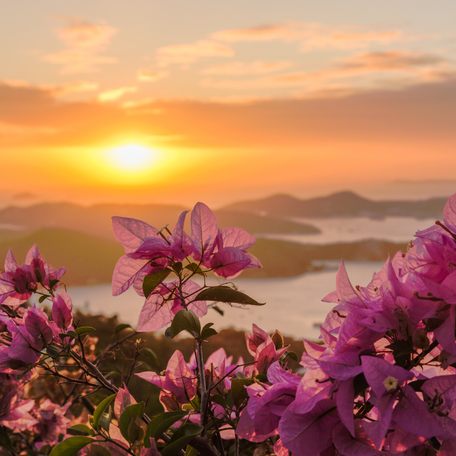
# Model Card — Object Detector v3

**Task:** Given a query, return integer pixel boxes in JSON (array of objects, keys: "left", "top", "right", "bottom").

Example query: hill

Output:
[
  {"left": 224, "top": 190, "right": 447, "bottom": 219},
  {"left": 0, "top": 202, "right": 319, "bottom": 238},
  {"left": 0, "top": 228, "right": 404, "bottom": 284}
]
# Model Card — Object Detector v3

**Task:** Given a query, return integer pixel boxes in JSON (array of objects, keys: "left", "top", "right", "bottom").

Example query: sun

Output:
[{"left": 107, "top": 144, "right": 157, "bottom": 171}]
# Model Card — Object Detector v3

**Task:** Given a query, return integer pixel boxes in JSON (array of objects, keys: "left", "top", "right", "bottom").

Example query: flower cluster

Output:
[
  {"left": 4, "top": 195, "right": 456, "bottom": 455},
  {"left": 112, "top": 202, "right": 261, "bottom": 331},
  {"left": 0, "top": 246, "right": 76, "bottom": 451},
  {"left": 238, "top": 194, "right": 456, "bottom": 455}
]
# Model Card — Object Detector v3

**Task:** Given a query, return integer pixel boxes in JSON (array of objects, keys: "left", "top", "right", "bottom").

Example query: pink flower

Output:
[
  {"left": 245, "top": 324, "right": 287, "bottom": 375},
  {"left": 0, "top": 246, "right": 64, "bottom": 306},
  {"left": 0, "top": 374, "right": 36, "bottom": 431},
  {"left": 237, "top": 362, "right": 299, "bottom": 442},
  {"left": 136, "top": 350, "right": 197, "bottom": 411},
  {"left": 32, "top": 399, "right": 70, "bottom": 449},
  {"left": 51, "top": 291, "right": 73, "bottom": 330},
  {"left": 136, "top": 280, "right": 207, "bottom": 332}
]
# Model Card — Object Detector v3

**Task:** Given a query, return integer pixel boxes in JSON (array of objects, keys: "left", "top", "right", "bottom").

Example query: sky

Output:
[{"left": 1, "top": 0, "right": 456, "bottom": 207}]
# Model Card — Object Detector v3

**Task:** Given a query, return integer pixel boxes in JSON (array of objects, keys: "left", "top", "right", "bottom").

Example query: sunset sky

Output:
[{"left": 1, "top": 1, "right": 455, "bottom": 206}]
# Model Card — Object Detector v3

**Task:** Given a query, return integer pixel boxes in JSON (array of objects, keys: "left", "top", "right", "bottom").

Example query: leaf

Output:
[
  {"left": 143, "top": 269, "right": 171, "bottom": 298},
  {"left": 67, "top": 424, "right": 93, "bottom": 436},
  {"left": 161, "top": 423, "right": 203, "bottom": 456},
  {"left": 195, "top": 286, "right": 265, "bottom": 306},
  {"left": 165, "top": 310, "right": 201, "bottom": 339},
  {"left": 172, "top": 262, "right": 183, "bottom": 273},
  {"left": 212, "top": 305, "right": 224, "bottom": 316},
  {"left": 185, "top": 263, "right": 204, "bottom": 275},
  {"left": 139, "top": 347, "right": 159, "bottom": 369},
  {"left": 39, "top": 294, "right": 49, "bottom": 303},
  {"left": 76, "top": 326, "right": 96, "bottom": 336},
  {"left": 231, "top": 377, "right": 253, "bottom": 408},
  {"left": 146, "top": 411, "right": 186, "bottom": 441},
  {"left": 49, "top": 437, "right": 93, "bottom": 456},
  {"left": 201, "top": 323, "right": 217, "bottom": 340},
  {"left": 114, "top": 323, "right": 131, "bottom": 334},
  {"left": 49, "top": 278, "right": 60, "bottom": 289},
  {"left": 119, "top": 402, "right": 145, "bottom": 443},
  {"left": 86, "top": 445, "right": 112, "bottom": 456},
  {"left": 92, "top": 393, "right": 116, "bottom": 431}
]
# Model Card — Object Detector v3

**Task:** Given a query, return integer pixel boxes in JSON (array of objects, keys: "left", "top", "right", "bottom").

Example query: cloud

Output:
[
  {"left": 201, "top": 50, "right": 450, "bottom": 95},
  {"left": 155, "top": 39, "right": 234, "bottom": 67},
  {"left": 44, "top": 18, "right": 117, "bottom": 74},
  {"left": 137, "top": 69, "right": 168, "bottom": 83},
  {"left": 213, "top": 22, "right": 403, "bottom": 51},
  {"left": 201, "top": 60, "right": 292, "bottom": 76},
  {"left": 98, "top": 86, "right": 137, "bottom": 102},
  {"left": 340, "top": 51, "right": 444, "bottom": 71},
  {"left": 2, "top": 76, "right": 456, "bottom": 150}
]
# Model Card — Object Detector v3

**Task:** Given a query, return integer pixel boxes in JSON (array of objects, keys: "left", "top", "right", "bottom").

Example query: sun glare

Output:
[{"left": 108, "top": 144, "right": 157, "bottom": 171}]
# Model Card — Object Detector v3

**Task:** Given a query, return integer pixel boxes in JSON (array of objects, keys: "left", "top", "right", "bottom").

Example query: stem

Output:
[{"left": 196, "top": 338, "right": 209, "bottom": 431}]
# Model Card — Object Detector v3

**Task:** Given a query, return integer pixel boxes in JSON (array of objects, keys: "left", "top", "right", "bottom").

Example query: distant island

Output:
[
  {"left": 224, "top": 190, "right": 448, "bottom": 219},
  {"left": 0, "top": 202, "right": 319, "bottom": 238},
  {"left": 0, "top": 190, "right": 444, "bottom": 285},
  {"left": 0, "top": 227, "right": 404, "bottom": 285}
]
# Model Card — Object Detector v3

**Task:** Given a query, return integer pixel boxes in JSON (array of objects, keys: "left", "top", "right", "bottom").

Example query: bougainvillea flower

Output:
[
  {"left": 136, "top": 279, "right": 207, "bottom": 331},
  {"left": 0, "top": 246, "right": 64, "bottom": 307},
  {"left": 51, "top": 291, "right": 73, "bottom": 330},
  {"left": 136, "top": 350, "right": 197, "bottom": 410}
]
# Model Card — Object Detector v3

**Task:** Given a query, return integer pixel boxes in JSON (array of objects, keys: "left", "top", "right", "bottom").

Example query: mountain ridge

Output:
[{"left": 224, "top": 190, "right": 448, "bottom": 219}]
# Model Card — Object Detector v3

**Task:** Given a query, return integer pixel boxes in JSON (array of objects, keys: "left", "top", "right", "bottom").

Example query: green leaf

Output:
[
  {"left": 139, "top": 347, "right": 159, "bottom": 369},
  {"left": 143, "top": 269, "right": 171, "bottom": 298},
  {"left": 46, "top": 344, "right": 61, "bottom": 359},
  {"left": 39, "top": 294, "right": 49, "bottom": 303},
  {"left": 114, "top": 323, "right": 131, "bottom": 334},
  {"left": 185, "top": 263, "right": 204, "bottom": 275},
  {"left": 86, "top": 445, "right": 112, "bottom": 456},
  {"left": 172, "top": 262, "right": 183, "bottom": 273},
  {"left": 185, "top": 446, "right": 199, "bottom": 456},
  {"left": 231, "top": 377, "right": 253, "bottom": 408},
  {"left": 212, "top": 305, "right": 224, "bottom": 316},
  {"left": 92, "top": 393, "right": 116, "bottom": 431},
  {"left": 201, "top": 323, "right": 217, "bottom": 340},
  {"left": 161, "top": 423, "right": 203, "bottom": 456},
  {"left": 119, "top": 402, "right": 145, "bottom": 443},
  {"left": 165, "top": 310, "right": 201, "bottom": 339},
  {"left": 49, "top": 278, "right": 60, "bottom": 289},
  {"left": 75, "top": 326, "right": 96, "bottom": 336},
  {"left": 145, "top": 411, "right": 186, "bottom": 444},
  {"left": 195, "top": 286, "right": 265, "bottom": 306},
  {"left": 67, "top": 424, "right": 93, "bottom": 436},
  {"left": 49, "top": 437, "right": 93, "bottom": 456}
]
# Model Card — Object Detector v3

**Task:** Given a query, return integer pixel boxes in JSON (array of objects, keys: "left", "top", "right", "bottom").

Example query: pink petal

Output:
[
  {"left": 220, "top": 227, "right": 255, "bottom": 250},
  {"left": 112, "top": 216, "right": 158, "bottom": 253},
  {"left": 444, "top": 193, "right": 456, "bottom": 231},
  {"left": 112, "top": 255, "right": 149, "bottom": 296},
  {"left": 190, "top": 202, "right": 218, "bottom": 260}
]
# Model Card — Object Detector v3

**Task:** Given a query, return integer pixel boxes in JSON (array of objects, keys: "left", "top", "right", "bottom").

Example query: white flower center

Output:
[{"left": 383, "top": 375, "right": 399, "bottom": 392}]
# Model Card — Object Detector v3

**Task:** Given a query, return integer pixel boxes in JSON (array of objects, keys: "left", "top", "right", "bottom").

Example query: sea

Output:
[{"left": 68, "top": 216, "right": 436, "bottom": 340}]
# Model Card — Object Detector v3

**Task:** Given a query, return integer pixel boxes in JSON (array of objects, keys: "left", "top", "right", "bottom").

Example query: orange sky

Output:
[{"left": 1, "top": 1, "right": 455, "bottom": 206}]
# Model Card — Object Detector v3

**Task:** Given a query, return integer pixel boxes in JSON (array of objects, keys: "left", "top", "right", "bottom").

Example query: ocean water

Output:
[
  {"left": 69, "top": 261, "right": 382, "bottom": 340},
  {"left": 276, "top": 216, "right": 436, "bottom": 244},
  {"left": 68, "top": 216, "right": 434, "bottom": 340}
]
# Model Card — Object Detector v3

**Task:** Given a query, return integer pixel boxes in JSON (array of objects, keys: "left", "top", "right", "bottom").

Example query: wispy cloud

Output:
[
  {"left": 213, "top": 22, "right": 403, "bottom": 51},
  {"left": 2, "top": 76, "right": 456, "bottom": 148},
  {"left": 137, "top": 69, "right": 168, "bottom": 83},
  {"left": 202, "top": 50, "right": 450, "bottom": 95},
  {"left": 156, "top": 39, "right": 234, "bottom": 67},
  {"left": 340, "top": 51, "right": 444, "bottom": 71},
  {"left": 201, "top": 60, "right": 292, "bottom": 76},
  {"left": 98, "top": 86, "right": 137, "bottom": 102},
  {"left": 44, "top": 18, "right": 117, "bottom": 74}
]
